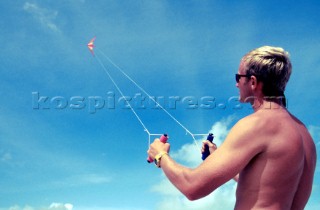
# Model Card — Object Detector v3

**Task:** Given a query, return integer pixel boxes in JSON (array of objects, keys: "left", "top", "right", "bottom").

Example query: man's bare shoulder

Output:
[
  {"left": 238, "top": 108, "right": 295, "bottom": 132},
  {"left": 229, "top": 108, "right": 304, "bottom": 156},
  {"left": 224, "top": 113, "right": 270, "bottom": 153},
  {"left": 232, "top": 110, "right": 273, "bottom": 135}
]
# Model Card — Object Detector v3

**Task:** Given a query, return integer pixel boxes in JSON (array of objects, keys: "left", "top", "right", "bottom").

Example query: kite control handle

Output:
[
  {"left": 147, "top": 134, "right": 168, "bottom": 163},
  {"left": 202, "top": 133, "right": 214, "bottom": 160}
]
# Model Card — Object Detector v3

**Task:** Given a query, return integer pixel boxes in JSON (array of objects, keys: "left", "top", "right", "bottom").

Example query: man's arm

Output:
[
  {"left": 202, "top": 140, "right": 239, "bottom": 182},
  {"left": 148, "top": 116, "right": 265, "bottom": 200}
]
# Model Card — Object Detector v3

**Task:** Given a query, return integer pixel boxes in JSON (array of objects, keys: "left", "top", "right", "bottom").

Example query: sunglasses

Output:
[{"left": 235, "top": 74, "right": 252, "bottom": 83}]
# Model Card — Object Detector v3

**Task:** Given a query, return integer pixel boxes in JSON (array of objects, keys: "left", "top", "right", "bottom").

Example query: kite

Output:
[{"left": 87, "top": 37, "right": 96, "bottom": 55}]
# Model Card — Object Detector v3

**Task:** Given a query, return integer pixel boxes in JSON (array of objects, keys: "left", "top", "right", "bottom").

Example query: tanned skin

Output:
[{"left": 148, "top": 61, "right": 316, "bottom": 210}]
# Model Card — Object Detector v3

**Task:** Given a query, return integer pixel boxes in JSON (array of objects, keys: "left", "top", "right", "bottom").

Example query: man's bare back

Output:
[{"left": 234, "top": 107, "right": 316, "bottom": 209}]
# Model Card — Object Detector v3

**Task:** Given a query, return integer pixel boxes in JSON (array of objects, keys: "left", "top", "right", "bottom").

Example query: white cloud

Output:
[
  {"left": 50, "top": 173, "right": 112, "bottom": 189},
  {"left": 75, "top": 173, "right": 112, "bottom": 184},
  {"left": 75, "top": 207, "right": 147, "bottom": 210},
  {"left": 48, "top": 203, "right": 73, "bottom": 210},
  {"left": 172, "top": 116, "right": 236, "bottom": 167},
  {"left": 1, "top": 203, "right": 72, "bottom": 210},
  {"left": 308, "top": 125, "right": 320, "bottom": 175},
  {"left": 23, "top": 2, "right": 60, "bottom": 33},
  {"left": 1, "top": 204, "right": 152, "bottom": 210},
  {"left": 152, "top": 116, "right": 237, "bottom": 209},
  {"left": 152, "top": 177, "right": 237, "bottom": 210},
  {"left": 0, "top": 151, "right": 12, "bottom": 162},
  {"left": 308, "top": 125, "right": 320, "bottom": 147}
]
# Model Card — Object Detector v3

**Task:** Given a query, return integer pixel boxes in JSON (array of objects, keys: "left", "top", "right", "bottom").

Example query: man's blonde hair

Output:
[{"left": 242, "top": 46, "right": 292, "bottom": 97}]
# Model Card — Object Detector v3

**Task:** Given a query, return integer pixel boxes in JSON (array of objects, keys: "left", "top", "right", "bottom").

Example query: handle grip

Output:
[
  {"left": 202, "top": 133, "right": 214, "bottom": 160},
  {"left": 147, "top": 134, "right": 168, "bottom": 163}
]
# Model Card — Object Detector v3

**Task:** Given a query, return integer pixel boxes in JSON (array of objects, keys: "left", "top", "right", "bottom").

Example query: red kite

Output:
[{"left": 87, "top": 37, "right": 96, "bottom": 55}]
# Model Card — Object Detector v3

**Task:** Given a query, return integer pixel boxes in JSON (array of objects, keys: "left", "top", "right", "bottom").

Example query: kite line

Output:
[{"left": 87, "top": 37, "right": 210, "bottom": 150}]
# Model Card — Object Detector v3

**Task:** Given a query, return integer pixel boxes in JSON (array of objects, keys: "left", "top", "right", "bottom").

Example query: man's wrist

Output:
[{"left": 154, "top": 151, "right": 169, "bottom": 168}]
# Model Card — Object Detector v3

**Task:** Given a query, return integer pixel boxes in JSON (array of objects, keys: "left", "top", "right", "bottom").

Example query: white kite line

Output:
[{"left": 89, "top": 40, "right": 210, "bottom": 150}]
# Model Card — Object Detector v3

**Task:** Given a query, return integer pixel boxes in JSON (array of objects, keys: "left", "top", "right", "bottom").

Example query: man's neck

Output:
[{"left": 252, "top": 98, "right": 286, "bottom": 112}]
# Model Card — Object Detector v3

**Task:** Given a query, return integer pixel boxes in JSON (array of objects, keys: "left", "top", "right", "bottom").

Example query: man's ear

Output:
[
  {"left": 251, "top": 76, "right": 263, "bottom": 91},
  {"left": 250, "top": 75, "right": 257, "bottom": 89}
]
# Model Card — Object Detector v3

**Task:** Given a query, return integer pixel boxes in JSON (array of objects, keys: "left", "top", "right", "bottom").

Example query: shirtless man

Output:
[{"left": 147, "top": 46, "right": 317, "bottom": 209}]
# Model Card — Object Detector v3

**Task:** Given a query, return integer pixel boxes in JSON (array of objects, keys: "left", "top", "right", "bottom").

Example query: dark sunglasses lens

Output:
[{"left": 235, "top": 74, "right": 240, "bottom": 82}]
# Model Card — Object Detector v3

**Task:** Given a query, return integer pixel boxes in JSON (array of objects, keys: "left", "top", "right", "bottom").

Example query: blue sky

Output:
[{"left": 1, "top": 0, "right": 320, "bottom": 209}]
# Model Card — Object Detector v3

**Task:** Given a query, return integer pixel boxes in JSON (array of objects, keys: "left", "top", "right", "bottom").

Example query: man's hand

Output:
[
  {"left": 147, "top": 138, "right": 170, "bottom": 160},
  {"left": 201, "top": 140, "right": 217, "bottom": 155}
]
